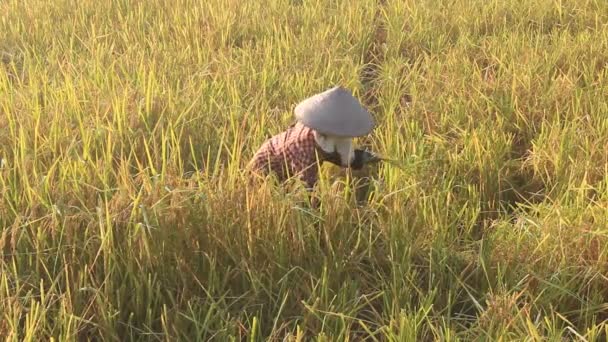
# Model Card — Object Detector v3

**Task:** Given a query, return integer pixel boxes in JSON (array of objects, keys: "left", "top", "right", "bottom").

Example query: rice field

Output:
[{"left": 1, "top": 0, "right": 608, "bottom": 340}]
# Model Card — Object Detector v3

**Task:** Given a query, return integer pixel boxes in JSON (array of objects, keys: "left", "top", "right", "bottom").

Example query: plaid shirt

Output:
[{"left": 248, "top": 122, "right": 323, "bottom": 189}]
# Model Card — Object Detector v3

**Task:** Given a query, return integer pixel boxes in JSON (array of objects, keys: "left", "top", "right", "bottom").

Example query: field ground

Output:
[{"left": 1, "top": 0, "right": 608, "bottom": 340}]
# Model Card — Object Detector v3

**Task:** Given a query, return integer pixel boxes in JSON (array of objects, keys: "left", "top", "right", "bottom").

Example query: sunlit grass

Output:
[{"left": 1, "top": 0, "right": 607, "bottom": 340}]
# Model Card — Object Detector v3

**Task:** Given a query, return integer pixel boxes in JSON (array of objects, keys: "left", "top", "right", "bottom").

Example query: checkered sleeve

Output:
[
  {"left": 248, "top": 123, "right": 321, "bottom": 189},
  {"left": 286, "top": 134, "right": 318, "bottom": 190}
]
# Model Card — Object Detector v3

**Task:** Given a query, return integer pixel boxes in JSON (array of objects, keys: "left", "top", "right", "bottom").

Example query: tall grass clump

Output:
[{"left": 1, "top": 0, "right": 607, "bottom": 340}]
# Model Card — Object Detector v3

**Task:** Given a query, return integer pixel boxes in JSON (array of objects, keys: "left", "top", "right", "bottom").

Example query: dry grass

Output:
[{"left": 1, "top": 0, "right": 608, "bottom": 340}]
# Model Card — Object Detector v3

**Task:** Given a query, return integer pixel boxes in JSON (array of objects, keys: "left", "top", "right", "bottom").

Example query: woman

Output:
[{"left": 248, "top": 86, "right": 379, "bottom": 191}]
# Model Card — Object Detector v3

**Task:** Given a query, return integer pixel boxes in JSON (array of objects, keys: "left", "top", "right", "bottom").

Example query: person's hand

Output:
[{"left": 351, "top": 149, "right": 382, "bottom": 170}]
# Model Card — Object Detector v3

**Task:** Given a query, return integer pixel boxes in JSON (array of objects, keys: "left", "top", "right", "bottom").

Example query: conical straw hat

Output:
[{"left": 294, "top": 86, "right": 375, "bottom": 137}]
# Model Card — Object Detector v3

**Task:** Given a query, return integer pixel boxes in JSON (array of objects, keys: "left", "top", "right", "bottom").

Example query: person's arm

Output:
[
  {"left": 287, "top": 143, "right": 320, "bottom": 191},
  {"left": 293, "top": 154, "right": 321, "bottom": 209}
]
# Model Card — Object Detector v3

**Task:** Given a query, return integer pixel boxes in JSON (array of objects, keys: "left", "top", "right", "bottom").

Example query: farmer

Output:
[{"left": 247, "top": 86, "right": 378, "bottom": 191}]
